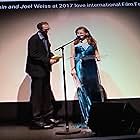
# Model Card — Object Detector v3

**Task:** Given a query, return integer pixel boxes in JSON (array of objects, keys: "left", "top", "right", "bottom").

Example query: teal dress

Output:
[{"left": 74, "top": 42, "right": 101, "bottom": 125}]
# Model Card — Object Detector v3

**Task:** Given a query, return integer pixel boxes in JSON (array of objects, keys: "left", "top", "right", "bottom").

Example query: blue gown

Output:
[{"left": 74, "top": 42, "right": 101, "bottom": 124}]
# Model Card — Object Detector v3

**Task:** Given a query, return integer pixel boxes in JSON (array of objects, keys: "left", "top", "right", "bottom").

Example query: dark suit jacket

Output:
[{"left": 26, "top": 33, "right": 54, "bottom": 77}]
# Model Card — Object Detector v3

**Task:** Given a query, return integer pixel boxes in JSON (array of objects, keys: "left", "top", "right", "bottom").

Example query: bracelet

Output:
[{"left": 71, "top": 67, "right": 75, "bottom": 70}]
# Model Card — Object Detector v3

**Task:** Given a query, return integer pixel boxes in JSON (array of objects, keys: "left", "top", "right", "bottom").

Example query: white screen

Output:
[{"left": 0, "top": 1, "right": 140, "bottom": 102}]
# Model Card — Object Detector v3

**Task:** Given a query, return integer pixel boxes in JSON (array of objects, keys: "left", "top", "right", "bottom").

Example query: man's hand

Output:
[{"left": 50, "top": 58, "right": 59, "bottom": 65}]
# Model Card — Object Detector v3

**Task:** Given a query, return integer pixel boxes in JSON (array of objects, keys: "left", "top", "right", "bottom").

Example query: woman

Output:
[{"left": 70, "top": 26, "right": 102, "bottom": 128}]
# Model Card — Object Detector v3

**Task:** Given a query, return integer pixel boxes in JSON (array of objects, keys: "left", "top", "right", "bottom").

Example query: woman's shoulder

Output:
[{"left": 74, "top": 42, "right": 82, "bottom": 47}]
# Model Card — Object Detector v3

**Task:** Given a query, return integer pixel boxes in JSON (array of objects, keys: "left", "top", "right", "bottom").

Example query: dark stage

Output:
[
  {"left": 0, "top": 99, "right": 140, "bottom": 140},
  {"left": 0, "top": 123, "right": 140, "bottom": 140}
]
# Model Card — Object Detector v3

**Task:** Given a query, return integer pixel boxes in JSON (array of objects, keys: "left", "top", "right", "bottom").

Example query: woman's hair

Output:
[{"left": 74, "top": 26, "right": 97, "bottom": 48}]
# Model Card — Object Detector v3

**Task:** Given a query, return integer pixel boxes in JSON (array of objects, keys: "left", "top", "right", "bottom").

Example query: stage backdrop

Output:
[{"left": 0, "top": 7, "right": 140, "bottom": 102}]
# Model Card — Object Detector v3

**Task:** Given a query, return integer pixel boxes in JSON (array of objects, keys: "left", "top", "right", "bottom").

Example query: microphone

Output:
[
  {"left": 75, "top": 35, "right": 84, "bottom": 43},
  {"left": 74, "top": 35, "right": 81, "bottom": 40},
  {"left": 76, "top": 35, "right": 81, "bottom": 39}
]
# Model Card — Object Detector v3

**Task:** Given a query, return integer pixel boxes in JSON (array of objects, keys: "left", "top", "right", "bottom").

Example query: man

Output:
[{"left": 26, "top": 21, "right": 59, "bottom": 129}]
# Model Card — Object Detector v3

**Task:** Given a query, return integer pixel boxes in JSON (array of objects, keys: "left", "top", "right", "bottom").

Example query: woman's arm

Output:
[
  {"left": 95, "top": 45, "right": 101, "bottom": 61},
  {"left": 70, "top": 42, "right": 80, "bottom": 87},
  {"left": 70, "top": 42, "right": 76, "bottom": 72}
]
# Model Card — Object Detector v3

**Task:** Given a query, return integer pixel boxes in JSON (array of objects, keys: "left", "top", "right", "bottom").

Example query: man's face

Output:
[{"left": 42, "top": 24, "right": 50, "bottom": 34}]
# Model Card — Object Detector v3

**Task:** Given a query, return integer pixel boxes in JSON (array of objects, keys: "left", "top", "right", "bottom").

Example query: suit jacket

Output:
[{"left": 26, "top": 33, "right": 54, "bottom": 77}]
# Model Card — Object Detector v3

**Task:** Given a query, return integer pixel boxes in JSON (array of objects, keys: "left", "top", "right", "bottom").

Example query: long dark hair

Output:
[{"left": 74, "top": 26, "right": 97, "bottom": 48}]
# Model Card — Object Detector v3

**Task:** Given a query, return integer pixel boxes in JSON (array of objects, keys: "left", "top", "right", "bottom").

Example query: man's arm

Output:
[{"left": 28, "top": 37, "right": 50, "bottom": 67}]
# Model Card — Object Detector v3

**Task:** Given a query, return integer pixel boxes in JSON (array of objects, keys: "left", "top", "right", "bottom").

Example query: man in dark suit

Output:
[{"left": 26, "top": 21, "right": 59, "bottom": 129}]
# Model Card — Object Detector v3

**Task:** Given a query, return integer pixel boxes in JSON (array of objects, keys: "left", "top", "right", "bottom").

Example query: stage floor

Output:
[{"left": 0, "top": 122, "right": 140, "bottom": 140}]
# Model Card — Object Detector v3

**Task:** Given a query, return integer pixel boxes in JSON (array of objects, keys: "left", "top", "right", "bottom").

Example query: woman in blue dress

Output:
[{"left": 70, "top": 26, "right": 102, "bottom": 128}]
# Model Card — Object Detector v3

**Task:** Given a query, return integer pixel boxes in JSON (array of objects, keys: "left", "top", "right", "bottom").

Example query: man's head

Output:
[{"left": 37, "top": 22, "right": 50, "bottom": 38}]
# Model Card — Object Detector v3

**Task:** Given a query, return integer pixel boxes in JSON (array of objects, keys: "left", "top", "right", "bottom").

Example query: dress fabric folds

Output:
[{"left": 74, "top": 42, "right": 101, "bottom": 122}]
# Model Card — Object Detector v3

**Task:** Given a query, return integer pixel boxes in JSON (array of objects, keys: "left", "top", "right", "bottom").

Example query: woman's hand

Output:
[
  {"left": 96, "top": 55, "right": 101, "bottom": 61},
  {"left": 95, "top": 50, "right": 101, "bottom": 61},
  {"left": 71, "top": 68, "right": 76, "bottom": 77}
]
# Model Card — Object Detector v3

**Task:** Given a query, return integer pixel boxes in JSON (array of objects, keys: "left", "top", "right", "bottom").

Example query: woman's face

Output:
[{"left": 76, "top": 29, "right": 88, "bottom": 40}]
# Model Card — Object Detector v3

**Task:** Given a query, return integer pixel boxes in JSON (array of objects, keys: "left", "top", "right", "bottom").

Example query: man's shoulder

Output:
[{"left": 29, "top": 33, "right": 39, "bottom": 41}]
